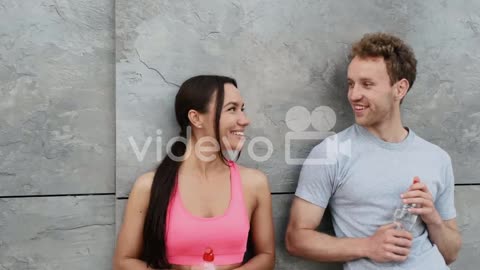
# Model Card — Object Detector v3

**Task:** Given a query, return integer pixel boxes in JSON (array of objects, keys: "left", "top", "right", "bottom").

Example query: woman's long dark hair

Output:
[{"left": 141, "top": 75, "right": 237, "bottom": 268}]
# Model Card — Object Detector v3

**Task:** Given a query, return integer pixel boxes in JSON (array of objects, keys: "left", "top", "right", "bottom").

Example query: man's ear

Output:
[
  {"left": 395, "top": 78, "right": 410, "bottom": 101},
  {"left": 188, "top": 109, "right": 204, "bottom": 128}
]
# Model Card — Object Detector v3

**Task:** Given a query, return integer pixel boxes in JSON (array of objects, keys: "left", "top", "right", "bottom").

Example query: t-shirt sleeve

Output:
[
  {"left": 294, "top": 141, "right": 338, "bottom": 209},
  {"left": 435, "top": 153, "right": 457, "bottom": 220}
]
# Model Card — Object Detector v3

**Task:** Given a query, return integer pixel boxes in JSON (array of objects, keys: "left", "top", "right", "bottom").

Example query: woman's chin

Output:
[
  {"left": 224, "top": 145, "right": 244, "bottom": 152},
  {"left": 222, "top": 142, "right": 245, "bottom": 154},
  {"left": 223, "top": 137, "right": 246, "bottom": 150}
]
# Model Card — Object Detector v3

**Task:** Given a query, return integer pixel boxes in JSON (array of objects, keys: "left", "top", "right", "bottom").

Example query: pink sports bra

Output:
[{"left": 165, "top": 160, "right": 250, "bottom": 265}]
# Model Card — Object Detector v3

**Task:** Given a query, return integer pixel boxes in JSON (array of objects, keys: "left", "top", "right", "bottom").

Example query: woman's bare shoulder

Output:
[
  {"left": 236, "top": 165, "right": 270, "bottom": 192},
  {"left": 129, "top": 171, "right": 155, "bottom": 199}
]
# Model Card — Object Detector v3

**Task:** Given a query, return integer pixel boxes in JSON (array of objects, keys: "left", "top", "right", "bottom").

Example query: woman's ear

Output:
[{"left": 188, "top": 109, "right": 203, "bottom": 128}]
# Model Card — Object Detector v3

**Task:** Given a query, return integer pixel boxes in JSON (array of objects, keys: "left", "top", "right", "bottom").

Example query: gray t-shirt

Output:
[{"left": 295, "top": 124, "right": 456, "bottom": 270}]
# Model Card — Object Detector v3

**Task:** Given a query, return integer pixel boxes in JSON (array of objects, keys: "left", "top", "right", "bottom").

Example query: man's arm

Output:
[
  {"left": 285, "top": 197, "right": 413, "bottom": 263},
  {"left": 427, "top": 219, "right": 462, "bottom": 264}
]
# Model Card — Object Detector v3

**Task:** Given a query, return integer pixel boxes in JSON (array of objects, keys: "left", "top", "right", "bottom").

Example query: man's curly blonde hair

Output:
[{"left": 350, "top": 33, "right": 417, "bottom": 93}]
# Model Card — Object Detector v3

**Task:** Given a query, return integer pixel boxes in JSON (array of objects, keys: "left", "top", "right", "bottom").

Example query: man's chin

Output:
[
  {"left": 354, "top": 118, "right": 370, "bottom": 127},
  {"left": 354, "top": 117, "right": 364, "bottom": 125}
]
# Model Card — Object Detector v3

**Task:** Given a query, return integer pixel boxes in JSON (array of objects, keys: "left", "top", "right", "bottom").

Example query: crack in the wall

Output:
[
  {"left": 200, "top": 31, "right": 221, "bottom": 40},
  {"left": 231, "top": 1, "right": 240, "bottom": 10},
  {"left": 263, "top": 110, "right": 279, "bottom": 127},
  {"left": 0, "top": 141, "right": 22, "bottom": 147},
  {"left": 135, "top": 49, "right": 180, "bottom": 88},
  {"left": 52, "top": 0, "right": 66, "bottom": 21},
  {"left": 193, "top": 12, "right": 204, "bottom": 22},
  {"left": 29, "top": 223, "right": 114, "bottom": 241},
  {"left": 1, "top": 256, "right": 31, "bottom": 269},
  {"left": 464, "top": 16, "right": 480, "bottom": 35},
  {"left": 50, "top": 223, "right": 114, "bottom": 231}
]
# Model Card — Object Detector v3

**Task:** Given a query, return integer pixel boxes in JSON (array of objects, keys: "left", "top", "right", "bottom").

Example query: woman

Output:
[{"left": 113, "top": 75, "right": 275, "bottom": 270}]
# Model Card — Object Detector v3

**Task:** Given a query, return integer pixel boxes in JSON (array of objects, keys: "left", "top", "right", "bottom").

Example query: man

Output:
[{"left": 285, "top": 33, "right": 462, "bottom": 269}]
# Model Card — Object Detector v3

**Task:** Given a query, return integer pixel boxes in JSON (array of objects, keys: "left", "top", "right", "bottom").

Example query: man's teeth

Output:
[
  {"left": 232, "top": 131, "right": 244, "bottom": 136},
  {"left": 355, "top": 105, "right": 366, "bottom": 110}
]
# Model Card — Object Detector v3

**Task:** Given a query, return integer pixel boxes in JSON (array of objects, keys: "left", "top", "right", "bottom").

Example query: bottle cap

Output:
[
  {"left": 203, "top": 247, "right": 214, "bottom": 262},
  {"left": 413, "top": 177, "right": 420, "bottom": 184}
]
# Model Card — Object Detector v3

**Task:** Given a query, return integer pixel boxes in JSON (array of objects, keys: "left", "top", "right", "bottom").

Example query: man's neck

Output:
[{"left": 364, "top": 118, "right": 409, "bottom": 143}]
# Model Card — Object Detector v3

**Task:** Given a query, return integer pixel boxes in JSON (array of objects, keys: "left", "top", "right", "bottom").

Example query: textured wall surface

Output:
[
  {"left": 453, "top": 186, "right": 480, "bottom": 270},
  {"left": 0, "top": 195, "right": 115, "bottom": 269},
  {"left": 0, "top": 0, "right": 115, "bottom": 196},
  {"left": 0, "top": 1, "right": 116, "bottom": 269},
  {"left": 1, "top": 0, "right": 480, "bottom": 269}
]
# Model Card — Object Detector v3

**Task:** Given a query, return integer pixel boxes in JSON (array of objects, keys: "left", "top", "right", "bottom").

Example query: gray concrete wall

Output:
[
  {"left": 0, "top": 0, "right": 115, "bottom": 196},
  {"left": 1, "top": 196, "right": 115, "bottom": 269},
  {"left": 1, "top": 0, "right": 480, "bottom": 269},
  {"left": 0, "top": 0, "right": 116, "bottom": 269}
]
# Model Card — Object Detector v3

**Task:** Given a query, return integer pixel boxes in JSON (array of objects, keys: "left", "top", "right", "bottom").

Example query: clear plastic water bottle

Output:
[
  {"left": 393, "top": 178, "right": 420, "bottom": 232},
  {"left": 393, "top": 203, "right": 418, "bottom": 231},
  {"left": 202, "top": 247, "right": 216, "bottom": 270}
]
